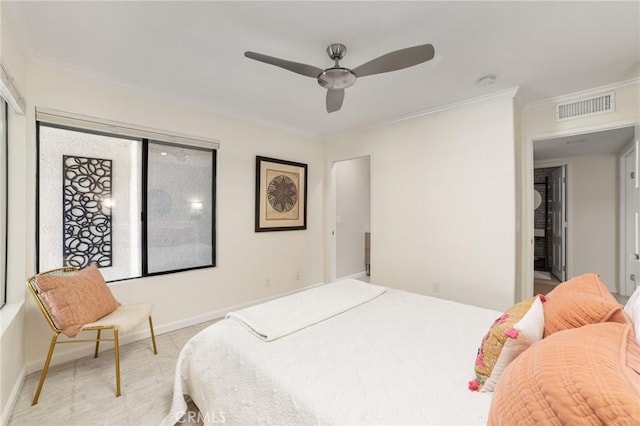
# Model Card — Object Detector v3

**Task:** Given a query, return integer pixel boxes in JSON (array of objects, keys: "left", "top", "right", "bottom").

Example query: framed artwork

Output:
[{"left": 255, "top": 156, "right": 307, "bottom": 232}]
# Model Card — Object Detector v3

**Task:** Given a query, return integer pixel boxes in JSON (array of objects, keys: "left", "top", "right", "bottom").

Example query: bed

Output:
[{"left": 163, "top": 279, "right": 503, "bottom": 425}]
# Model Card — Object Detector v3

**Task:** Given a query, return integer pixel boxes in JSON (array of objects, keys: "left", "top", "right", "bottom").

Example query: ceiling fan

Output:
[{"left": 244, "top": 43, "right": 435, "bottom": 113}]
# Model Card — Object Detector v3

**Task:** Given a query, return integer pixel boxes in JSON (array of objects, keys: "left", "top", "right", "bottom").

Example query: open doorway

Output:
[
  {"left": 332, "top": 156, "right": 371, "bottom": 281},
  {"left": 532, "top": 126, "right": 636, "bottom": 303},
  {"left": 533, "top": 165, "right": 566, "bottom": 289}
]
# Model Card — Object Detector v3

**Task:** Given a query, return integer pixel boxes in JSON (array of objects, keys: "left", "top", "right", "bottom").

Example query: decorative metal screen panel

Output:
[{"left": 63, "top": 155, "right": 112, "bottom": 268}]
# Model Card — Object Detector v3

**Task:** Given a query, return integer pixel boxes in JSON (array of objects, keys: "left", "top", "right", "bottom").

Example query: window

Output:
[
  {"left": 146, "top": 141, "right": 215, "bottom": 274},
  {"left": 0, "top": 101, "right": 7, "bottom": 307},
  {"left": 37, "top": 111, "right": 217, "bottom": 281}
]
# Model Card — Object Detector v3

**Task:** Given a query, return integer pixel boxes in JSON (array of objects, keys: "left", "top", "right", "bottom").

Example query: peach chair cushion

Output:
[
  {"left": 36, "top": 265, "right": 120, "bottom": 337},
  {"left": 543, "top": 273, "right": 629, "bottom": 337},
  {"left": 488, "top": 322, "right": 640, "bottom": 425}
]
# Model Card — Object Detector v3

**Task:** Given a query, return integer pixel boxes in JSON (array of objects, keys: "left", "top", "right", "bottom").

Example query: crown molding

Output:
[
  {"left": 0, "top": 64, "right": 26, "bottom": 114},
  {"left": 380, "top": 87, "right": 521, "bottom": 127},
  {"left": 326, "top": 86, "right": 520, "bottom": 141},
  {"left": 30, "top": 56, "right": 321, "bottom": 141},
  {"left": 523, "top": 77, "right": 640, "bottom": 109}
]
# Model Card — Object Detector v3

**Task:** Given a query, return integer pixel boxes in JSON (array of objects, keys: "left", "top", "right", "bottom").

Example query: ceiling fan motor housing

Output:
[
  {"left": 327, "top": 43, "right": 347, "bottom": 60},
  {"left": 318, "top": 68, "right": 357, "bottom": 90},
  {"left": 318, "top": 43, "right": 357, "bottom": 90}
]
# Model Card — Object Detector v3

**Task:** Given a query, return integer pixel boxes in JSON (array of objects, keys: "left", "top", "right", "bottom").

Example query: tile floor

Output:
[
  {"left": 8, "top": 273, "right": 630, "bottom": 426},
  {"left": 8, "top": 321, "right": 216, "bottom": 426}
]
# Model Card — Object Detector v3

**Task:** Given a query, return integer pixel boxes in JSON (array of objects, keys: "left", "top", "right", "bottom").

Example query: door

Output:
[
  {"left": 551, "top": 166, "right": 566, "bottom": 281},
  {"left": 624, "top": 128, "right": 640, "bottom": 296}
]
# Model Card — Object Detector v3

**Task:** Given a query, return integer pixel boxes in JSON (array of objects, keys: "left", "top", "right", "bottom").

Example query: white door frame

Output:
[
  {"left": 524, "top": 120, "right": 638, "bottom": 298},
  {"left": 327, "top": 154, "right": 373, "bottom": 283},
  {"left": 619, "top": 139, "right": 639, "bottom": 296},
  {"left": 550, "top": 164, "right": 567, "bottom": 281}
]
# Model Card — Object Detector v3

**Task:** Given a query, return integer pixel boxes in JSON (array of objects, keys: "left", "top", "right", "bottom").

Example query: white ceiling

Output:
[
  {"left": 533, "top": 126, "right": 635, "bottom": 161},
  {"left": 3, "top": 1, "right": 639, "bottom": 138}
]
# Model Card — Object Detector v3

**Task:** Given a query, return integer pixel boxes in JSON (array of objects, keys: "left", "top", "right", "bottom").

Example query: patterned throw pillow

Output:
[{"left": 469, "top": 294, "right": 546, "bottom": 392}]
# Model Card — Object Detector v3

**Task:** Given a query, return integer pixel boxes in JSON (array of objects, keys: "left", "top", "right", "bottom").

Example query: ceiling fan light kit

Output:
[{"left": 244, "top": 42, "right": 435, "bottom": 113}]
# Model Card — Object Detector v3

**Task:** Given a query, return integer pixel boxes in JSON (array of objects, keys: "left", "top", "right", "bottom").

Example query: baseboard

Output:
[
  {"left": 0, "top": 367, "right": 26, "bottom": 426},
  {"left": 338, "top": 271, "right": 367, "bottom": 280},
  {"left": 25, "top": 281, "right": 326, "bottom": 374}
]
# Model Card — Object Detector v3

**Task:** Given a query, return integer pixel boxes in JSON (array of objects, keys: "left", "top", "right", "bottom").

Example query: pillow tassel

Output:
[{"left": 505, "top": 327, "right": 519, "bottom": 339}]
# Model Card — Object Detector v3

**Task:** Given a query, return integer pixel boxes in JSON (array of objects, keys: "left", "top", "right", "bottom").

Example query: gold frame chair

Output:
[{"left": 27, "top": 267, "right": 158, "bottom": 405}]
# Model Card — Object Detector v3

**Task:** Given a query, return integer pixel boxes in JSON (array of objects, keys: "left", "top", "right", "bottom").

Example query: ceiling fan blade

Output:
[
  {"left": 326, "top": 89, "right": 345, "bottom": 113},
  {"left": 352, "top": 44, "right": 435, "bottom": 78},
  {"left": 244, "top": 51, "right": 323, "bottom": 79}
]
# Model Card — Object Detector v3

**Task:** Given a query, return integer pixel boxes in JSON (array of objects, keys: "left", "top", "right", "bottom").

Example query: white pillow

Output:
[
  {"left": 623, "top": 285, "right": 640, "bottom": 345},
  {"left": 480, "top": 296, "right": 545, "bottom": 392}
]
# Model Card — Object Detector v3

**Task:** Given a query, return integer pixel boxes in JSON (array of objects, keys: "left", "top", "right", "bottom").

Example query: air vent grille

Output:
[{"left": 555, "top": 92, "right": 615, "bottom": 121}]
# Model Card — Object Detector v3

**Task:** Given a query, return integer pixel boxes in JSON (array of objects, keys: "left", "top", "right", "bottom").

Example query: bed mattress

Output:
[{"left": 164, "top": 282, "right": 500, "bottom": 425}]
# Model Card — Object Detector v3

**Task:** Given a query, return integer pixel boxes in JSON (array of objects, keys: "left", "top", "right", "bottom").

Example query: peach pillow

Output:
[
  {"left": 36, "top": 265, "right": 120, "bottom": 337},
  {"left": 489, "top": 322, "right": 640, "bottom": 425},
  {"left": 543, "top": 273, "right": 629, "bottom": 337},
  {"left": 470, "top": 295, "right": 545, "bottom": 392},
  {"left": 547, "top": 273, "right": 617, "bottom": 301}
]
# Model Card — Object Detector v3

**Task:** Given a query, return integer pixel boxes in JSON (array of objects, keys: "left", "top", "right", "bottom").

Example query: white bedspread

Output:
[
  {"left": 225, "top": 279, "right": 386, "bottom": 341},
  {"left": 164, "top": 284, "right": 499, "bottom": 425}
]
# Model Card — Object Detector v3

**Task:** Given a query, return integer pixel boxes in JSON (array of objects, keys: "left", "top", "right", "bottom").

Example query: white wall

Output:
[
  {"left": 335, "top": 157, "right": 370, "bottom": 278},
  {"left": 0, "top": 304, "right": 24, "bottom": 425},
  {"left": 571, "top": 155, "right": 618, "bottom": 289},
  {"left": 0, "top": 6, "right": 29, "bottom": 423},
  {"left": 21, "top": 60, "right": 325, "bottom": 368},
  {"left": 536, "top": 155, "right": 618, "bottom": 291},
  {"left": 522, "top": 81, "right": 639, "bottom": 139},
  {"left": 520, "top": 80, "right": 640, "bottom": 297},
  {"left": 326, "top": 91, "right": 518, "bottom": 312}
]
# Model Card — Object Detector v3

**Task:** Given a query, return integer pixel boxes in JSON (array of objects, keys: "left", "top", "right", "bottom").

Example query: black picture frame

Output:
[{"left": 255, "top": 156, "right": 307, "bottom": 232}]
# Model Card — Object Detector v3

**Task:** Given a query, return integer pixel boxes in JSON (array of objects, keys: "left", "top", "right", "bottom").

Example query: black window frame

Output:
[
  {"left": 36, "top": 121, "right": 217, "bottom": 281},
  {"left": 142, "top": 140, "right": 217, "bottom": 277}
]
